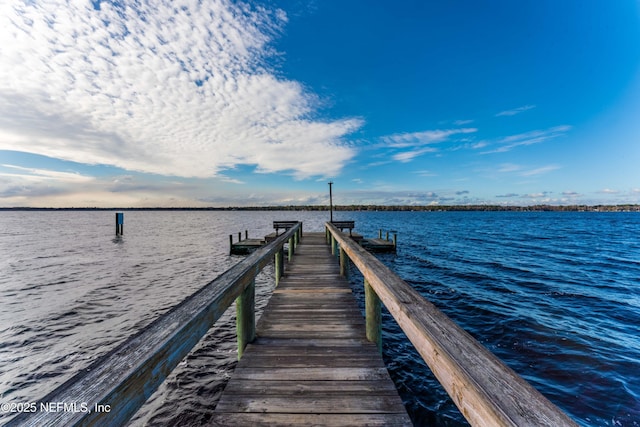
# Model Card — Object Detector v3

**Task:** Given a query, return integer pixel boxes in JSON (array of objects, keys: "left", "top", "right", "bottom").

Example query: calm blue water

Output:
[{"left": 0, "top": 211, "right": 639, "bottom": 426}]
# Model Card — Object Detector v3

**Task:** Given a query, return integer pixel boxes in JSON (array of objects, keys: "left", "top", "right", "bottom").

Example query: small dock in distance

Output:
[
  {"left": 229, "top": 230, "right": 265, "bottom": 255},
  {"left": 231, "top": 220, "right": 396, "bottom": 255}
]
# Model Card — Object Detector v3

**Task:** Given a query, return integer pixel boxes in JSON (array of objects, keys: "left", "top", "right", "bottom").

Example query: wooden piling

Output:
[
  {"left": 365, "top": 278, "right": 382, "bottom": 352},
  {"left": 339, "top": 247, "right": 349, "bottom": 278},
  {"left": 236, "top": 279, "right": 256, "bottom": 359},
  {"left": 275, "top": 249, "right": 283, "bottom": 286},
  {"left": 288, "top": 236, "right": 294, "bottom": 261}
]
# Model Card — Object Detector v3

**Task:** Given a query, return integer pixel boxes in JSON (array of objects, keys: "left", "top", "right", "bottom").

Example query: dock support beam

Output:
[
  {"left": 365, "top": 278, "right": 382, "bottom": 353},
  {"left": 339, "top": 247, "right": 349, "bottom": 278},
  {"left": 288, "top": 236, "right": 294, "bottom": 261},
  {"left": 275, "top": 249, "right": 284, "bottom": 286},
  {"left": 236, "top": 279, "right": 256, "bottom": 359}
]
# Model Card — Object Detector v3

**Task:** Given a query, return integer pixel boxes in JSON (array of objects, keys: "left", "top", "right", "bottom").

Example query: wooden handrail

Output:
[
  {"left": 325, "top": 222, "right": 577, "bottom": 427},
  {"left": 8, "top": 223, "right": 302, "bottom": 427}
]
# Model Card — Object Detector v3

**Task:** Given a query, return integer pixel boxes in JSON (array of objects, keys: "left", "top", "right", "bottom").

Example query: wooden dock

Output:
[
  {"left": 212, "top": 232, "right": 412, "bottom": 426},
  {"left": 10, "top": 221, "right": 577, "bottom": 427}
]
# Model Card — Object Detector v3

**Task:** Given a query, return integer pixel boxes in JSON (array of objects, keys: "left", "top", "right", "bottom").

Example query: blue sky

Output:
[{"left": 1, "top": 0, "right": 639, "bottom": 207}]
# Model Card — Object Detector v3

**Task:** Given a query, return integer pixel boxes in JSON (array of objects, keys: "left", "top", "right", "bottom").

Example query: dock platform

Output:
[
  {"left": 361, "top": 238, "right": 396, "bottom": 252},
  {"left": 212, "top": 232, "right": 411, "bottom": 426},
  {"left": 230, "top": 238, "right": 265, "bottom": 255}
]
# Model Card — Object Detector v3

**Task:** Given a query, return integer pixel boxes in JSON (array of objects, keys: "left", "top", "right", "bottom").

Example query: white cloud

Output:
[
  {"left": 494, "top": 163, "right": 560, "bottom": 176},
  {"left": 413, "top": 170, "right": 436, "bottom": 177},
  {"left": 392, "top": 147, "right": 437, "bottom": 163},
  {"left": 380, "top": 128, "right": 477, "bottom": 163},
  {"left": 497, "top": 163, "right": 522, "bottom": 173},
  {"left": 382, "top": 128, "right": 477, "bottom": 148},
  {"left": 483, "top": 125, "right": 571, "bottom": 153},
  {"left": 599, "top": 188, "right": 619, "bottom": 194},
  {"left": 0, "top": 0, "right": 360, "bottom": 180},
  {"left": 495, "top": 105, "right": 536, "bottom": 117},
  {"left": 520, "top": 165, "right": 560, "bottom": 176},
  {"left": 453, "top": 119, "right": 474, "bottom": 125},
  {"left": 0, "top": 164, "right": 94, "bottom": 183}
]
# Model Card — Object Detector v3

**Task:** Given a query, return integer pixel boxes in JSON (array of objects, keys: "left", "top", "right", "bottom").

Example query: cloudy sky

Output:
[{"left": 1, "top": 0, "right": 639, "bottom": 207}]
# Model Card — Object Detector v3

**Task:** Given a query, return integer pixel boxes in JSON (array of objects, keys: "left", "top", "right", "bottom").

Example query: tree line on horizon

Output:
[{"left": 1, "top": 204, "right": 639, "bottom": 212}]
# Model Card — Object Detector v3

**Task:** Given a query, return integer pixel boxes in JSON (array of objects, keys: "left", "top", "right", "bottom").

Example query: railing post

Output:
[
  {"left": 331, "top": 234, "right": 336, "bottom": 255},
  {"left": 275, "top": 249, "right": 283, "bottom": 286},
  {"left": 229, "top": 234, "right": 233, "bottom": 255},
  {"left": 365, "top": 278, "right": 382, "bottom": 353},
  {"left": 236, "top": 278, "right": 255, "bottom": 359},
  {"left": 288, "top": 236, "right": 294, "bottom": 261},
  {"left": 339, "top": 247, "right": 349, "bottom": 278}
]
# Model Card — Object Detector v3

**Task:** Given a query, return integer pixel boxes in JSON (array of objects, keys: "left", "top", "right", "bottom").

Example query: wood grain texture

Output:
[
  {"left": 7, "top": 225, "right": 302, "bottom": 427},
  {"left": 213, "top": 233, "right": 411, "bottom": 426},
  {"left": 326, "top": 222, "right": 578, "bottom": 427}
]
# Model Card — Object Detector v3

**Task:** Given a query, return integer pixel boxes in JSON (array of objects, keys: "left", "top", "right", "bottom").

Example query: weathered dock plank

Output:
[
  {"left": 212, "top": 232, "right": 411, "bottom": 426},
  {"left": 230, "top": 238, "right": 265, "bottom": 254}
]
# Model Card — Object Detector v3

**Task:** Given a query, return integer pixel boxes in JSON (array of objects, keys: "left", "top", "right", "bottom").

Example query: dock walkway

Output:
[{"left": 212, "top": 232, "right": 411, "bottom": 426}]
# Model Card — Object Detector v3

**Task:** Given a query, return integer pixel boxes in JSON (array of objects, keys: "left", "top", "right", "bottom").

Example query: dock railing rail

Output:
[
  {"left": 325, "top": 222, "right": 577, "bottom": 427},
  {"left": 7, "top": 223, "right": 302, "bottom": 427}
]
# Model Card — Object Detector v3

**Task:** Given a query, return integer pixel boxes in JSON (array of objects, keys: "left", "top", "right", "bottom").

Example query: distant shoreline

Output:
[{"left": 1, "top": 205, "right": 639, "bottom": 212}]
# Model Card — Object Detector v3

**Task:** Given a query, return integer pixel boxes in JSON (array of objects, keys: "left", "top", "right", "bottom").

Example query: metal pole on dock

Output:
[{"left": 328, "top": 181, "right": 334, "bottom": 222}]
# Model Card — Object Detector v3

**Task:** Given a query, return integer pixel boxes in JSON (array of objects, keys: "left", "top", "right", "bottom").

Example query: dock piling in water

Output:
[
  {"left": 115, "top": 212, "right": 124, "bottom": 236},
  {"left": 236, "top": 278, "right": 256, "bottom": 360}
]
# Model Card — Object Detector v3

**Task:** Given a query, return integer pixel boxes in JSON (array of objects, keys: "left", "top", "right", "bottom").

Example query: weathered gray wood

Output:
[
  {"left": 288, "top": 236, "right": 294, "bottom": 261},
  {"left": 274, "top": 249, "right": 283, "bottom": 287},
  {"left": 365, "top": 278, "right": 382, "bottom": 352},
  {"left": 326, "top": 222, "right": 578, "bottom": 427},
  {"left": 236, "top": 278, "right": 255, "bottom": 360},
  {"left": 221, "top": 379, "right": 399, "bottom": 394},
  {"left": 213, "top": 232, "right": 411, "bottom": 425},
  {"left": 361, "top": 237, "right": 396, "bottom": 252},
  {"left": 7, "top": 224, "right": 301, "bottom": 427},
  {"left": 339, "top": 246, "right": 349, "bottom": 277},
  {"left": 230, "top": 238, "right": 265, "bottom": 254},
  {"left": 209, "top": 413, "right": 410, "bottom": 426}
]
